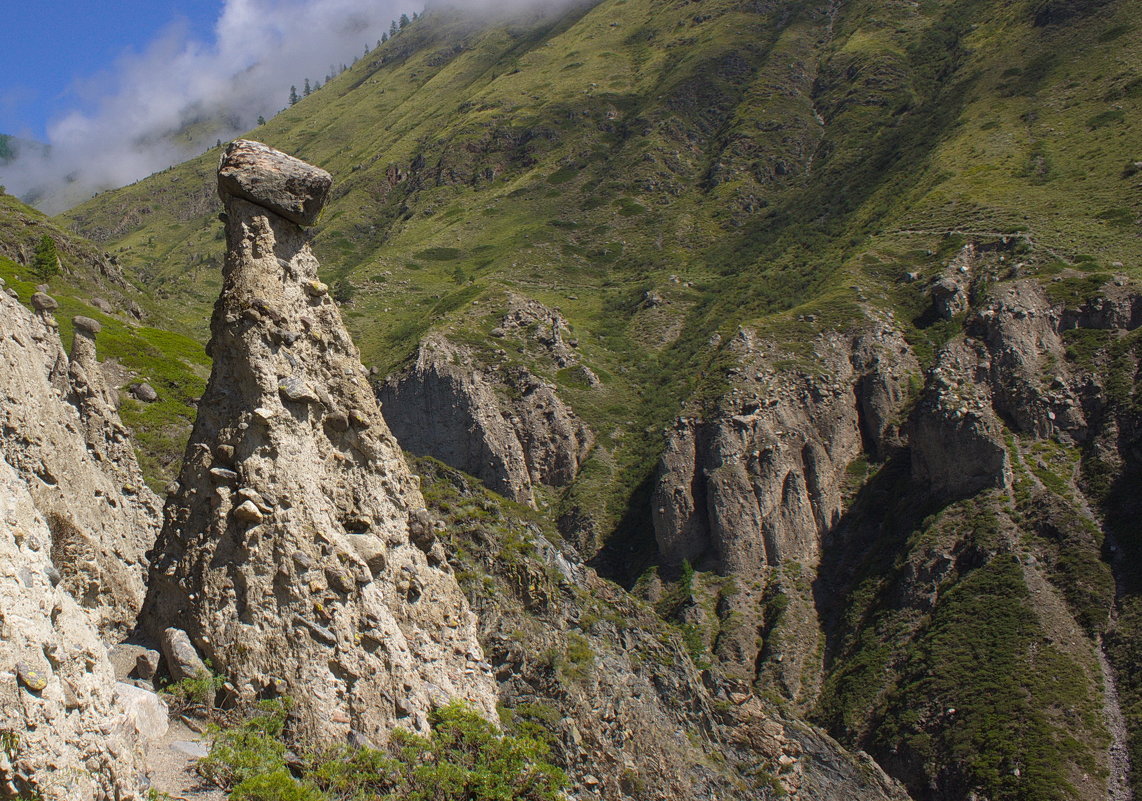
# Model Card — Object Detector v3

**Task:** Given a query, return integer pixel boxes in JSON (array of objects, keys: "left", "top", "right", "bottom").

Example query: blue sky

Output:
[
  {"left": 1, "top": 2, "right": 223, "bottom": 139},
  {"left": 0, "top": 0, "right": 415, "bottom": 210}
]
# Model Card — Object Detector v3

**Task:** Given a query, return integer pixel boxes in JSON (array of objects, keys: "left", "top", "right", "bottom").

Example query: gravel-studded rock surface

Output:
[
  {"left": 141, "top": 143, "right": 498, "bottom": 742},
  {"left": 0, "top": 287, "right": 159, "bottom": 639},
  {"left": 0, "top": 451, "right": 146, "bottom": 800}
]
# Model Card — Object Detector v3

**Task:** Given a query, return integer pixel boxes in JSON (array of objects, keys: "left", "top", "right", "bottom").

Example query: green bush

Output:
[
  {"left": 199, "top": 699, "right": 291, "bottom": 789},
  {"left": 198, "top": 700, "right": 566, "bottom": 801},
  {"left": 231, "top": 770, "right": 324, "bottom": 801},
  {"left": 161, "top": 670, "right": 227, "bottom": 708}
]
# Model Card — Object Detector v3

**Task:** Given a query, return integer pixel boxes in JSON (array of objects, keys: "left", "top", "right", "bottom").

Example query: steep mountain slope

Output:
[{"left": 53, "top": 0, "right": 1142, "bottom": 798}]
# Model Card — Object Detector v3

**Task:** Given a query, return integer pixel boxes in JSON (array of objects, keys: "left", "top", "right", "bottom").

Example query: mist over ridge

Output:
[{"left": 1, "top": 0, "right": 425, "bottom": 213}]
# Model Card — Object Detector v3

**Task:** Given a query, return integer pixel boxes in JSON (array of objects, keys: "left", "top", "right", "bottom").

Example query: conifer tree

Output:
[
  {"left": 382, "top": 31, "right": 389, "bottom": 43},
  {"left": 304, "top": 78, "right": 311, "bottom": 96},
  {"left": 389, "top": 20, "right": 398, "bottom": 37},
  {"left": 257, "top": 115, "right": 266, "bottom": 126},
  {"left": 31, "top": 235, "right": 60, "bottom": 279},
  {"left": 289, "top": 85, "right": 300, "bottom": 105},
  {"left": 399, "top": 13, "right": 410, "bottom": 28}
]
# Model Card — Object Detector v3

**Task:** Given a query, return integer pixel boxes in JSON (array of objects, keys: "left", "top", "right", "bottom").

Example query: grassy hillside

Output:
[
  {"left": 55, "top": 0, "right": 1142, "bottom": 797},
  {"left": 61, "top": 0, "right": 1142, "bottom": 553}
]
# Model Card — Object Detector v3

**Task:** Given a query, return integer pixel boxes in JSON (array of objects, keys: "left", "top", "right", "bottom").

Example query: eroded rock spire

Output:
[{"left": 141, "top": 140, "right": 497, "bottom": 739}]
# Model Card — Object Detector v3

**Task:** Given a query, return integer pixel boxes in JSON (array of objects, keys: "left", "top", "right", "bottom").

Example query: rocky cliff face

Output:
[
  {"left": 379, "top": 298, "right": 593, "bottom": 507},
  {"left": 653, "top": 323, "right": 917, "bottom": 572},
  {"left": 0, "top": 310, "right": 151, "bottom": 799},
  {"left": 417, "top": 457, "right": 910, "bottom": 801},
  {"left": 141, "top": 141, "right": 498, "bottom": 741},
  {"left": 0, "top": 281, "right": 159, "bottom": 638},
  {"left": 0, "top": 452, "right": 147, "bottom": 800},
  {"left": 909, "top": 338, "right": 1011, "bottom": 501},
  {"left": 650, "top": 322, "right": 917, "bottom": 691},
  {"left": 646, "top": 258, "right": 1142, "bottom": 798}
]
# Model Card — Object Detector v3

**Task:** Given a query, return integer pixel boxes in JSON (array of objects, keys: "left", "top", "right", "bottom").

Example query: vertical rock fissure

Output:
[{"left": 1103, "top": 511, "right": 1133, "bottom": 801}]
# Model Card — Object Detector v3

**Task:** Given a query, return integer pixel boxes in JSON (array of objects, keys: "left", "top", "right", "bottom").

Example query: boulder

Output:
[
  {"left": 72, "top": 315, "right": 102, "bottom": 335},
  {"left": 30, "top": 292, "right": 57, "bottom": 312},
  {"left": 130, "top": 382, "right": 158, "bottom": 403},
  {"left": 217, "top": 139, "right": 333, "bottom": 226},
  {"left": 113, "top": 682, "right": 170, "bottom": 742},
  {"left": 135, "top": 649, "right": 161, "bottom": 680},
  {"left": 160, "top": 628, "right": 209, "bottom": 681}
]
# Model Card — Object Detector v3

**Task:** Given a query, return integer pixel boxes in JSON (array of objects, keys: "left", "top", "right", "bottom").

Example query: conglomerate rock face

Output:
[
  {"left": 140, "top": 141, "right": 498, "bottom": 741},
  {"left": 0, "top": 450, "right": 146, "bottom": 801},
  {"left": 0, "top": 282, "right": 159, "bottom": 638}
]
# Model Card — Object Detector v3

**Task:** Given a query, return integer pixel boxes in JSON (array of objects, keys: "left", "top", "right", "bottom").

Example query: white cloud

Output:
[{"left": 1, "top": 0, "right": 420, "bottom": 213}]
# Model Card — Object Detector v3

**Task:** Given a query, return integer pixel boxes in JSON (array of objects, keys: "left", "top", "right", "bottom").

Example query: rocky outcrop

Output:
[
  {"left": 909, "top": 339, "right": 1011, "bottom": 501},
  {"left": 0, "top": 451, "right": 146, "bottom": 800},
  {"left": 926, "top": 244, "right": 976, "bottom": 321},
  {"left": 970, "top": 277, "right": 1142, "bottom": 443},
  {"left": 973, "top": 281, "right": 1079, "bottom": 437},
  {"left": 141, "top": 142, "right": 497, "bottom": 741},
  {"left": 652, "top": 324, "right": 916, "bottom": 572},
  {"left": 0, "top": 281, "right": 159, "bottom": 638},
  {"left": 380, "top": 335, "right": 534, "bottom": 503},
  {"left": 650, "top": 323, "right": 917, "bottom": 690},
  {"left": 379, "top": 320, "right": 593, "bottom": 506},
  {"left": 419, "top": 457, "right": 910, "bottom": 801}
]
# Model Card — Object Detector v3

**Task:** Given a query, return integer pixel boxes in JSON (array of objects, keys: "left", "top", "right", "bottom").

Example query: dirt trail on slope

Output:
[{"left": 146, "top": 720, "right": 226, "bottom": 801}]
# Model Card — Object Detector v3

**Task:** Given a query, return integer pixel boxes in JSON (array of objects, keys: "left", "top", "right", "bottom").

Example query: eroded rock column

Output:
[{"left": 141, "top": 140, "right": 497, "bottom": 741}]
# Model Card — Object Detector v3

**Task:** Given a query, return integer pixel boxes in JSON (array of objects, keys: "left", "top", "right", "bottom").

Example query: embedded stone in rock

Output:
[
  {"left": 279, "top": 375, "right": 319, "bottom": 404},
  {"left": 217, "top": 139, "right": 333, "bottom": 226},
  {"left": 210, "top": 467, "right": 239, "bottom": 483},
  {"left": 233, "top": 500, "right": 265, "bottom": 524},
  {"left": 31, "top": 292, "right": 57, "bottom": 312},
  {"left": 161, "top": 627, "right": 209, "bottom": 681},
  {"left": 16, "top": 660, "right": 50, "bottom": 692},
  {"left": 348, "top": 535, "right": 388, "bottom": 576},
  {"left": 325, "top": 411, "right": 350, "bottom": 432},
  {"left": 73, "top": 316, "right": 102, "bottom": 335}
]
